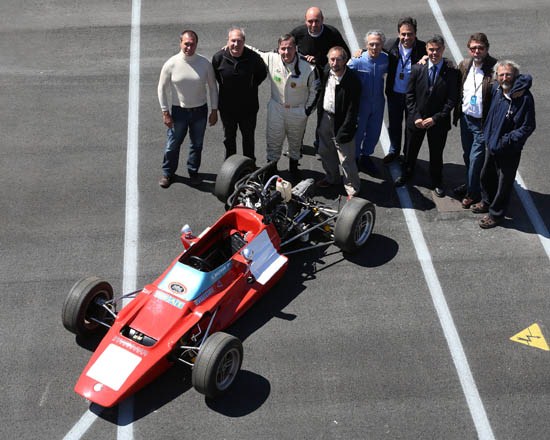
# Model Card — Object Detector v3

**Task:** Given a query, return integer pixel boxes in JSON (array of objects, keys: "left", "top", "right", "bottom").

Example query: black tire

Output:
[
  {"left": 214, "top": 155, "right": 255, "bottom": 204},
  {"left": 192, "top": 332, "right": 243, "bottom": 398},
  {"left": 334, "top": 198, "right": 376, "bottom": 253},
  {"left": 62, "top": 276, "right": 113, "bottom": 337}
]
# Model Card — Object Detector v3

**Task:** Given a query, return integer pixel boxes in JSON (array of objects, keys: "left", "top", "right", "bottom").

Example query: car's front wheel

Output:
[
  {"left": 334, "top": 198, "right": 376, "bottom": 253},
  {"left": 192, "top": 332, "right": 243, "bottom": 398},
  {"left": 62, "top": 276, "right": 113, "bottom": 337}
]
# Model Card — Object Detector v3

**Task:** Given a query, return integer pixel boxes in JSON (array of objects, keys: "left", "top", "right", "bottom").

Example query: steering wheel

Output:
[{"left": 188, "top": 255, "right": 213, "bottom": 272}]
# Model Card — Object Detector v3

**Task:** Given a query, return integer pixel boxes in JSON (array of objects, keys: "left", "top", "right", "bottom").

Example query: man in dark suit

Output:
[
  {"left": 383, "top": 17, "right": 427, "bottom": 164},
  {"left": 395, "top": 34, "right": 458, "bottom": 197},
  {"left": 316, "top": 46, "right": 362, "bottom": 198}
]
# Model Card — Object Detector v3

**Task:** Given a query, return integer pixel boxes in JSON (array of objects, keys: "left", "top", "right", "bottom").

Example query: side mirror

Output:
[
  {"left": 241, "top": 248, "right": 254, "bottom": 262},
  {"left": 181, "top": 224, "right": 193, "bottom": 237}
]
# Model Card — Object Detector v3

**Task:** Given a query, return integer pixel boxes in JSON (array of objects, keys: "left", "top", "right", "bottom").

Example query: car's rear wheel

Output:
[
  {"left": 334, "top": 198, "right": 376, "bottom": 253},
  {"left": 214, "top": 155, "right": 255, "bottom": 204},
  {"left": 192, "top": 332, "right": 243, "bottom": 398},
  {"left": 62, "top": 276, "right": 113, "bottom": 337}
]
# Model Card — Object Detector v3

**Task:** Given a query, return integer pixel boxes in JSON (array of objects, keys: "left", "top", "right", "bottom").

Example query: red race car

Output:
[{"left": 62, "top": 156, "right": 375, "bottom": 407}]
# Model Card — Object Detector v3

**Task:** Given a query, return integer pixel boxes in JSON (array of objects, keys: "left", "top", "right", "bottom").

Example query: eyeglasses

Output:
[{"left": 469, "top": 45, "right": 486, "bottom": 51}]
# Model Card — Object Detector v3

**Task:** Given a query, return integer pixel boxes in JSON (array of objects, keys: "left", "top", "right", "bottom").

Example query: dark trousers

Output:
[
  {"left": 480, "top": 150, "right": 521, "bottom": 219},
  {"left": 220, "top": 111, "right": 257, "bottom": 161},
  {"left": 403, "top": 122, "right": 448, "bottom": 187},
  {"left": 387, "top": 91, "right": 408, "bottom": 156}
]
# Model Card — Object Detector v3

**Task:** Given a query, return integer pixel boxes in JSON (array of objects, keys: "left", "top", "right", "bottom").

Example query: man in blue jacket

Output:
[
  {"left": 471, "top": 60, "right": 536, "bottom": 229},
  {"left": 347, "top": 30, "right": 389, "bottom": 176}
]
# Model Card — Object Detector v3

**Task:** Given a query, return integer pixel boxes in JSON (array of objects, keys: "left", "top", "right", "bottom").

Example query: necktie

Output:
[{"left": 429, "top": 65, "right": 437, "bottom": 86}]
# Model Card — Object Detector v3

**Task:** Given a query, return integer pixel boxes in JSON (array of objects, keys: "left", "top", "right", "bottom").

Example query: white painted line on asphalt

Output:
[
  {"left": 118, "top": 0, "right": 142, "bottom": 438},
  {"left": 426, "top": 0, "right": 463, "bottom": 62},
  {"left": 63, "top": 409, "right": 102, "bottom": 440},
  {"left": 514, "top": 176, "right": 550, "bottom": 257},
  {"left": 336, "top": 1, "right": 495, "bottom": 439},
  {"left": 64, "top": 1, "right": 141, "bottom": 439}
]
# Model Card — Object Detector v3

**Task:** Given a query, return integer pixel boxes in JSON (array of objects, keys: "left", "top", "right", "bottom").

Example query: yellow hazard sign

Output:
[{"left": 510, "top": 323, "right": 549, "bottom": 351}]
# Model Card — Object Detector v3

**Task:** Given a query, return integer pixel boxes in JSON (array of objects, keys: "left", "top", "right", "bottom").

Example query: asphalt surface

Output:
[{"left": 1, "top": 0, "right": 549, "bottom": 439}]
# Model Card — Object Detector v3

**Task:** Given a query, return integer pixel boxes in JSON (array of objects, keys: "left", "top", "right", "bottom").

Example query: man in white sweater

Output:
[{"left": 157, "top": 30, "right": 218, "bottom": 187}]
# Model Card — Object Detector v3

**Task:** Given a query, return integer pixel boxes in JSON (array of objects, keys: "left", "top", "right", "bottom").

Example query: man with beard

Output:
[
  {"left": 453, "top": 33, "right": 497, "bottom": 208},
  {"left": 382, "top": 17, "right": 427, "bottom": 164},
  {"left": 316, "top": 46, "right": 361, "bottom": 199},
  {"left": 212, "top": 27, "right": 267, "bottom": 163},
  {"left": 471, "top": 60, "right": 536, "bottom": 229}
]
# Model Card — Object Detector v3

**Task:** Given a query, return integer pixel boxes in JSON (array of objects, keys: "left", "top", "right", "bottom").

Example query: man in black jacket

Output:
[
  {"left": 316, "top": 46, "right": 361, "bottom": 198},
  {"left": 452, "top": 32, "right": 497, "bottom": 208},
  {"left": 383, "top": 17, "right": 426, "bottom": 164},
  {"left": 291, "top": 7, "right": 350, "bottom": 152},
  {"left": 395, "top": 35, "right": 458, "bottom": 197},
  {"left": 212, "top": 27, "right": 267, "bottom": 162},
  {"left": 290, "top": 6, "right": 350, "bottom": 70}
]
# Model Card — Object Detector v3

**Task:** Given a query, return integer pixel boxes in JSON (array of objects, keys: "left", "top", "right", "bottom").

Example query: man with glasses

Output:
[{"left": 452, "top": 33, "right": 497, "bottom": 208}]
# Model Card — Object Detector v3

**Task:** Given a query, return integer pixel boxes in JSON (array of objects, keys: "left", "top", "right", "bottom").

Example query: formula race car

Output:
[{"left": 62, "top": 156, "right": 375, "bottom": 407}]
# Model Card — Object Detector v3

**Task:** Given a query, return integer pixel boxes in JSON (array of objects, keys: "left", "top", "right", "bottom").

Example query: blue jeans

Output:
[
  {"left": 162, "top": 104, "right": 208, "bottom": 177},
  {"left": 460, "top": 114, "right": 486, "bottom": 199}
]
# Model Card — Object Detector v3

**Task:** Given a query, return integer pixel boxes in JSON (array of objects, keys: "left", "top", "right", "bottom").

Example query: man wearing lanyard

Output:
[
  {"left": 395, "top": 35, "right": 458, "bottom": 197},
  {"left": 383, "top": 17, "right": 426, "bottom": 164},
  {"left": 452, "top": 33, "right": 497, "bottom": 208}
]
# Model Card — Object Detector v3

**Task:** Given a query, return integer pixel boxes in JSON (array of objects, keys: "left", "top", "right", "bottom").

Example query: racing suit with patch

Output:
[{"left": 252, "top": 48, "right": 318, "bottom": 162}]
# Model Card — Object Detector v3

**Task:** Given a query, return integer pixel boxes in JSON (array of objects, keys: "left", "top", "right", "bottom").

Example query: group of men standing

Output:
[{"left": 156, "top": 8, "right": 536, "bottom": 229}]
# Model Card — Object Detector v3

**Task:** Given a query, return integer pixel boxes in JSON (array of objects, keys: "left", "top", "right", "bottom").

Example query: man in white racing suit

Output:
[{"left": 251, "top": 34, "right": 318, "bottom": 174}]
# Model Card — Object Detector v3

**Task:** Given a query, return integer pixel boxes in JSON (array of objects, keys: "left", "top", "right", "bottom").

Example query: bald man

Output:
[{"left": 290, "top": 6, "right": 350, "bottom": 69}]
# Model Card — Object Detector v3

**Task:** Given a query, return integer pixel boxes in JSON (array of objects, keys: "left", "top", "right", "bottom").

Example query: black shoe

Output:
[
  {"left": 289, "top": 159, "right": 301, "bottom": 181},
  {"left": 159, "top": 175, "right": 172, "bottom": 188},
  {"left": 434, "top": 187, "right": 445, "bottom": 198},
  {"left": 453, "top": 183, "right": 467, "bottom": 198},
  {"left": 383, "top": 152, "right": 399, "bottom": 164}
]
